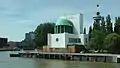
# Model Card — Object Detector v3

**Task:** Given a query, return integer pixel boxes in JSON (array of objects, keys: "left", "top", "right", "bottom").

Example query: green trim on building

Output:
[
  {"left": 54, "top": 18, "right": 73, "bottom": 34},
  {"left": 55, "top": 18, "right": 73, "bottom": 26}
]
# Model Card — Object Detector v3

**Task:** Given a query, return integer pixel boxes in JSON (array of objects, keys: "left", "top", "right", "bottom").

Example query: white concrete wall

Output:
[
  {"left": 47, "top": 33, "right": 51, "bottom": 47},
  {"left": 50, "top": 33, "right": 66, "bottom": 48},
  {"left": 48, "top": 33, "right": 89, "bottom": 48},
  {"left": 80, "top": 14, "right": 83, "bottom": 34},
  {"left": 65, "top": 33, "right": 80, "bottom": 45},
  {"left": 65, "top": 33, "right": 88, "bottom": 46}
]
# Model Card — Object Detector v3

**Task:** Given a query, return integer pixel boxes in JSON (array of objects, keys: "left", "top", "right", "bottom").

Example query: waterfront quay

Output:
[{"left": 10, "top": 50, "right": 120, "bottom": 63}]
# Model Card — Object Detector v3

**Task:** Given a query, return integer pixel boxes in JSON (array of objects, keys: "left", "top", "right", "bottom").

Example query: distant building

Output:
[
  {"left": 8, "top": 41, "right": 16, "bottom": 48},
  {"left": 7, "top": 41, "right": 21, "bottom": 50},
  {"left": 25, "top": 31, "right": 35, "bottom": 41},
  {"left": 8, "top": 41, "right": 20, "bottom": 48},
  {"left": 20, "top": 31, "right": 35, "bottom": 49},
  {"left": 0, "top": 37, "right": 8, "bottom": 47}
]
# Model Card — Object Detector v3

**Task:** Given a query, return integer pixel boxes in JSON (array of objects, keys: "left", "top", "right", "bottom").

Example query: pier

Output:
[{"left": 10, "top": 50, "right": 120, "bottom": 63}]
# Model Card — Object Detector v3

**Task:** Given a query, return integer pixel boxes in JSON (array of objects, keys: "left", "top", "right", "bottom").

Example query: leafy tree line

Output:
[
  {"left": 89, "top": 15, "right": 120, "bottom": 54},
  {"left": 34, "top": 23, "right": 54, "bottom": 47}
]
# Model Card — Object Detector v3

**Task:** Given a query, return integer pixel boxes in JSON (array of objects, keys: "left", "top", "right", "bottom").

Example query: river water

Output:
[{"left": 0, "top": 51, "right": 120, "bottom": 68}]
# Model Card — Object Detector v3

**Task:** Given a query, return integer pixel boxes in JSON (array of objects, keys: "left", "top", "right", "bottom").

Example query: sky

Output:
[{"left": 0, "top": 0, "right": 120, "bottom": 41}]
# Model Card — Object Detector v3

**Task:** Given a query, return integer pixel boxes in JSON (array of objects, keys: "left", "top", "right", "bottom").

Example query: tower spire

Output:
[
  {"left": 96, "top": 4, "right": 100, "bottom": 15},
  {"left": 93, "top": 4, "right": 101, "bottom": 21},
  {"left": 97, "top": 4, "right": 99, "bottom": 12}
]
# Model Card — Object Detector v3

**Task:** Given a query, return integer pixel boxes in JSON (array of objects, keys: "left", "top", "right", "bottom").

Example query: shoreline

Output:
[{"left": 0, "top": 49, "right": 20, "bottom": 51}]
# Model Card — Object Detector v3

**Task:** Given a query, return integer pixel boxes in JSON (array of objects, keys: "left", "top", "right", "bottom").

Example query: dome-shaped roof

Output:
[{"left": 55, "top": 18, "right": 73, "bottom": 26}]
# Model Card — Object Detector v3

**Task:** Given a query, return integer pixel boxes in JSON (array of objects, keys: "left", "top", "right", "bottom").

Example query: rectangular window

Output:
[
  {"left": 68, "top": 38, "right": 81, "bottom": 43},
  {"left": 78, "top": 38, "right": 81, "bottom": 43},
  {"left": 61, "top": 26, "right": 64, "bottom": 33}
]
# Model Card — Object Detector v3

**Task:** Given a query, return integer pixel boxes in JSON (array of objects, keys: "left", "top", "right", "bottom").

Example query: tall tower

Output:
[{"left": 93, "top": 5, "right": 102, "bottom": 30}]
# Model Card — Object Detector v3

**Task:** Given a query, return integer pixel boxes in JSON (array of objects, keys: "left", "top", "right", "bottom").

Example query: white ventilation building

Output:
[{"left": 47, "top": 14, "right": 88, "bottom": 48}]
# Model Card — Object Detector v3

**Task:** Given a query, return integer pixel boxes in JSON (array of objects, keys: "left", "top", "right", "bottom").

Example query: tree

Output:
[
  {"left": 114, "top": 17, "right": 118, "bottom": 33},
  {"left": 114, "top": 17, "right": 120, "bottom": 34},
  {"left": 84, "top": 27, "right": 86, "bottom": 34},
  {"left": 106, "top": 15, "right": 113, "bottom": 34},
  {"left": 93, "top": 21, "right": 101, "bottom": 30},
  {"left": 89, "top": 29, "right": 106, "bottom": 50},
  {"left": 34, "top": 23, "right": 54, "bottom": 47},
  {"left": 101, "top": 17, "right": 106, "bottom": 32},
  {"left": 104, "top": 33, "right": 120, "bottom": 53},
  {"left": 88, "top": 26, "right": 92, "bottom": 49},
  {"left": 88, "top": 26, "right": 92, "bottom": 40}
]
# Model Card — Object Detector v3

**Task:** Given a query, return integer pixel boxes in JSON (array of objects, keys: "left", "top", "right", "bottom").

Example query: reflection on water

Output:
[{"left": 0, "top": 51, "right": 120, "bottom": 68}]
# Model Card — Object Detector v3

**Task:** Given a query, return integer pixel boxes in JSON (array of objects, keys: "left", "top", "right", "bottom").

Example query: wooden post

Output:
[
  {"left": 79, "top": 56, "right": 82, "bottom": 61},
  {"left": 48, "top": 54, "right": 50, "bottom": 59},
  {"left": 87, "top": 56, "right": 89, "bottom": 61},
  {"left": 53, "top": 54, "right": 55, "bottom": 59},
  {"left": 104, "top": 56, "right": 106, "bottom": 62}
]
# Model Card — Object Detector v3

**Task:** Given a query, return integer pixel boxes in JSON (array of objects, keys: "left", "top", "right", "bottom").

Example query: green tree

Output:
[
  {"left": 101, "top": 17, "right": 106, "bottom": 32},
  {"left": 88, "top": 26, "right": 92, "bottom": 40},
  {"left": 114, "top": 17, "right": 120, "bottom": 34},
  {"left": 34, "top": 23, "right": 54, "bottom": 47},
  {"left": 89, "top": 29, "right": 106, "bottom": 50},
  {"left": 106, "top": 15, "right": 113, "bottom": 34},
  {"left": 88, "top": 26, "right": 92, "bottom": 49},
  {"left": 84, "top": 27, "right": 86, "bottom": 34},
  {"left": 93, "top": 20, "right": 101, "bottom": 30},
  {"left": 104, "top": 33, "right": 120, "bottom": 53}
]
